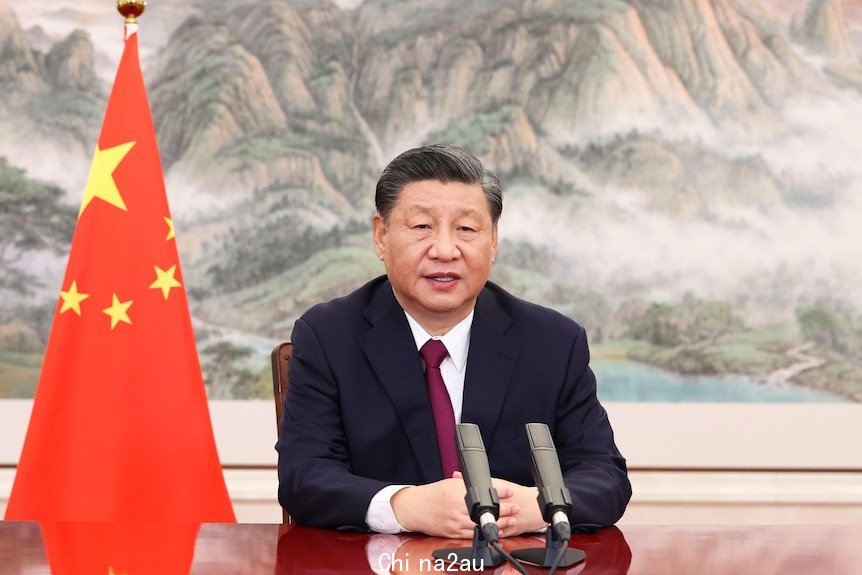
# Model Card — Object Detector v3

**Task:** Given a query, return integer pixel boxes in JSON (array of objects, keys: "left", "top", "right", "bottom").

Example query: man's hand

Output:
[
  {"left": 450, "top": 471, "right": 544, "bottom": 538},
  {"left": 491, "top": 477, "right": 546, "bottom": 537},
  {"left": 391, "top": 475, "right": 521, "bottom": 539},
  {"left": 390, "top": 477, "right": 473, "bottom": 538},
  {"left": 390, "top": 473, "right": 544, "bottom": 538}
]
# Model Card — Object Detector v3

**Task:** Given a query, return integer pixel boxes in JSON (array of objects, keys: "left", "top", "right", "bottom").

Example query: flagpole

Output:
[{"left": 6, "top": 0, "right": 235, "bottom": 526}]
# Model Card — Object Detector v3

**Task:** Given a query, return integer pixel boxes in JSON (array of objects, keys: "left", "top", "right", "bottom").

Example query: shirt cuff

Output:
[{"left": 366, "top": 484, "right": 411, "bottom": 534}]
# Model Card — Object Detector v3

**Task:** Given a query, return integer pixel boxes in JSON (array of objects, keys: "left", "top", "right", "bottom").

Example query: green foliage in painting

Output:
[{"left": 0, "top": 157, "right": 76, "bottom": 295}]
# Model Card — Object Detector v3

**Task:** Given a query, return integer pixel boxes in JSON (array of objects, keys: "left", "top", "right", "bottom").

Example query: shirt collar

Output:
[{"left": 404, "top": 310, "right": 473, "bottom": 373}]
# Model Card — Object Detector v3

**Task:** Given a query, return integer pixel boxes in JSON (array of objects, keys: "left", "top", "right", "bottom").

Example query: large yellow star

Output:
[
  {"left": 59, "top": 280, "right": 89, "bottom": 315},
  {"left": 164, "top": 217, "right": 175, "bottom": 240},
  {"left": 79, "top": 141, "right": 136, "bottom": 217},
  {"left": 149, "top": 264, "right": 182, "bottom": 300},
  {"left": 102, "top": 293, "right": 133, "bottom": 329},
  {"left": 108, "top": 567, "right": 126, "bottom": 575}
]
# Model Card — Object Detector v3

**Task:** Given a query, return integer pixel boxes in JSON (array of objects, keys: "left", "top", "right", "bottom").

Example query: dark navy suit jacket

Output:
[{"left": 276, "top": 276, "right": 631, "bottom": 530}]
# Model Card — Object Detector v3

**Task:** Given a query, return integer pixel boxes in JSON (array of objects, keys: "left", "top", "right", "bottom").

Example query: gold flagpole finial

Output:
[{"left": 117, "top": 0, "right": 147, "bottom": 24}]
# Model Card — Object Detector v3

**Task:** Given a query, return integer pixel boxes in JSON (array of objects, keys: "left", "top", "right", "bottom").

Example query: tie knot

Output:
[{"left": 420, "top": 339, "right": 449, "bottom": 369}]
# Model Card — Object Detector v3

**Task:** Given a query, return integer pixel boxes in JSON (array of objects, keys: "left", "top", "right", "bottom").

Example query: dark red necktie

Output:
[{"left": 420, "top": 339, "right": 459, "bottom": 478}]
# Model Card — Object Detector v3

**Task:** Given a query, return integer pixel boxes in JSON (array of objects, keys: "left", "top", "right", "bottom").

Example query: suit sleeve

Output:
[
  {"left": 555, "top": 325, "right": 632, "bottom": 527},
  {"left": 276, "top": 317, "right": 389, "bottom": 529}
]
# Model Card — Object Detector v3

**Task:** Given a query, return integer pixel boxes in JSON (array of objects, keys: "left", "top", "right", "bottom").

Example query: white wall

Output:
[
  {"left": 3, "top": 400, "right": 862, "bottom": 523},
  {"left": 3, "top": 468, "right": 861, "bottom": 524},
  {"left": 7, "top": 401, "right": 861, "bottom": 469}
]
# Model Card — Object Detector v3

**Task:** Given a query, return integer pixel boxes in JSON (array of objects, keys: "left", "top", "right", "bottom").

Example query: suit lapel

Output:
[
  {"left": 461, "top": 288, "right": 520, "bottom": 446},
  {"left": 359, "top": 283, "right": 442, "bottom": 482}
]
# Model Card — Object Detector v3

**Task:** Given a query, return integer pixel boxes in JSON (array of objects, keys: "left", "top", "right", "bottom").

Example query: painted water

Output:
[{"left": 593, "top": 359, "right": 849, "bottom": 403}]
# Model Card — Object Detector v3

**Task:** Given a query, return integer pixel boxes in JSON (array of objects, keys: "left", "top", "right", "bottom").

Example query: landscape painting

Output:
[{"left": 1, "top": 0, "right": 861, "bottom": 403}]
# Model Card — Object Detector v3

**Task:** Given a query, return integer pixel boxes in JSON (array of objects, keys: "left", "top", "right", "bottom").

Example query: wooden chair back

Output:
[{"left": 270, "top": 341, "right": 293, "bottom": 523}]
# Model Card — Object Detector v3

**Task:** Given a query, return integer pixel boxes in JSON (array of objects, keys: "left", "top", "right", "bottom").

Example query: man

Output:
[{"left": 277, "top": 144, "right": 630, "bottom": 538}]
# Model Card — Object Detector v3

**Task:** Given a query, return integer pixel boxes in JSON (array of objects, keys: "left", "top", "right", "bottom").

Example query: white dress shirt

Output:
[{"left": 364, "top": 309, "right": 473, "bottom": 533}]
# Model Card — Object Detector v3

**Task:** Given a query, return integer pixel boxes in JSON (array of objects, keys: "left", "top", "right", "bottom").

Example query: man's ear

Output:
[
  {"left": 372, "top": 214, "right": 386, "bottom": 260},
  {"left": 491, "top": 224, "right": 498, "bottom": 262}
]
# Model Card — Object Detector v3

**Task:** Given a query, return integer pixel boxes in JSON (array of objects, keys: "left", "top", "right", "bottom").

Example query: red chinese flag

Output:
[{"left": 5, "top": 27, "right": 235, "bottom": 522}]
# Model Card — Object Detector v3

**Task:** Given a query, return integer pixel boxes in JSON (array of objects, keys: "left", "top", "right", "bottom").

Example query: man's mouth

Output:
[{"left": 426, "top": 273, "right": 459, "bottom": 283}]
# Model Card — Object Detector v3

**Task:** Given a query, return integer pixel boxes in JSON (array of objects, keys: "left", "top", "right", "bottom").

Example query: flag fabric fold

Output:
[{"left": 6, "top": 26, "right": 235, "bottom": 523}]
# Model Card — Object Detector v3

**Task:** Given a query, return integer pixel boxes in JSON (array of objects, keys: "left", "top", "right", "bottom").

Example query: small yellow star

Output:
[
  {"left": 149, "top": 264, "right": 182, "bottom": 300},
  {"left": 59, "top": 280, "right": 89, "bottom": 316},
  {"left": 108, "top": 567, "right": 126, "bottom": 575},
  {"left": 102, "top": 294, "right": 133, "bottom": 329},
  {"left": 79, "top": 141, "right": 136, "bottom": 217},
  {"left": 164, "top": 217, "right": 175, "bottom": 240}
]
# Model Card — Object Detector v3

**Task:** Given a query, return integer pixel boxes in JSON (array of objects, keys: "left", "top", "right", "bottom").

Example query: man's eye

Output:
[
  {"left": 459, "top": 226, "right": 476, "bottom": 232},
  {"left": 413, "top": 224, "right": 430, "bottom": 230}
]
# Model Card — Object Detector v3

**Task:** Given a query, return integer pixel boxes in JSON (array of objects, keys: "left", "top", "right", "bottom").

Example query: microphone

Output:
[
  {"left": 432, "top": 423, "right": 505, "bottom": 569},
  {"left": 526, "top": 423, "right": 573, "bottom": 541},
  {"left": 511, "top": 423, "right": 585, "bottom": 569},
  {"left": 456, "top": 423, "right": 500, "bottom": 542}
]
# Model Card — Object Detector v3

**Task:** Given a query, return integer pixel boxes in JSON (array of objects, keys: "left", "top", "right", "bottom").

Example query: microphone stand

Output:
[
  {"left": 431, "top": 522, "right": 504, "bottom": 570},
  {"left": 432, "top": 424, "right": 506, "bottom": 569},
  {"left": 511, "top": 517, "right": 585, "bottom": 568},
  {"left": 514, "top": 423, "right": 586, "bottom": 568}
]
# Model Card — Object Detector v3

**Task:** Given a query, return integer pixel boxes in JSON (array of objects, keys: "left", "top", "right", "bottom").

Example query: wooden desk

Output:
[{"left": 1, "top": 522, "right": 860, "bottom": 574}]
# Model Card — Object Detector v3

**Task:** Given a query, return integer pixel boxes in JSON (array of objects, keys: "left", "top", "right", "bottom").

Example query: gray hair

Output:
[{"left": 375, "top": 144, "right": 503, "bottom": 225}]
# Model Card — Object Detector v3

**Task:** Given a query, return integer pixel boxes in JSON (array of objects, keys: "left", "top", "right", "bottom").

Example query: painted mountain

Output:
[{"left": 2, "top": 0, "right": 861, "bottom": 401}]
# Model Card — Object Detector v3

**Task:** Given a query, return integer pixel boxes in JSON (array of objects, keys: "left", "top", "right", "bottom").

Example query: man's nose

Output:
[{"left": 428, "top": 229, "right": 461, "bottom": 260}]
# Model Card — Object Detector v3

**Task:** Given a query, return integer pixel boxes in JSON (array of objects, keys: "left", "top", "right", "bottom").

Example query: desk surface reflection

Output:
[{"left": 0, "top": 521, "right": 859, "bottom": 574}]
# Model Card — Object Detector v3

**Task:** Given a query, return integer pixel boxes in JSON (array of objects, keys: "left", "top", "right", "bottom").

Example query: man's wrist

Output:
[
  {"left": 366, "top": 484, "right": 411, "bottom": 533},
  {"left": 390, "top": 485, "right": 419, "bottom": 532}
]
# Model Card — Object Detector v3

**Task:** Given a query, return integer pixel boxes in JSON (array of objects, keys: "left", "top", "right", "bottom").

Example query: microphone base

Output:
[
  {"left": 432, "top": 526, "right": 504, "bottom": 569},
  {"left": 510, "top": 546, "right": 585, "bottom": 568},
  {"left": 510, "top": 524, "right": 586, "bottom": 568}
]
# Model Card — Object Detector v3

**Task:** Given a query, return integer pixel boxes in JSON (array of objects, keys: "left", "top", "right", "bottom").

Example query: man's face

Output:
[{"left": 373, "top": 179, "right": 498, "bottom": 334}]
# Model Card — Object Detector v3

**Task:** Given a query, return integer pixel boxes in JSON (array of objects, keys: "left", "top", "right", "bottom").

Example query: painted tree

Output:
[{"left": 0, "top": 157, "right": 76, "bottom": 296}]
